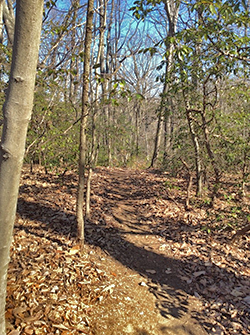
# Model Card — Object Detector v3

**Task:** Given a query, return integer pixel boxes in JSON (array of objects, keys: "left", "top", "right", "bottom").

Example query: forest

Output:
[{"left": 0, "top": 0, "right": 250, "bottom": 334}]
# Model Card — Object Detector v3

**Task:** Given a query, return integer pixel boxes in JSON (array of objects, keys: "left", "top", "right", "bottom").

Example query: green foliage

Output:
[
  {"left": 131, "top": 0, "right": 163, "bottom": 20},
  {"left": 163, "top": 180, "right": 180, "bottom": 190},
  {"left": 19, "top": 0, "right": 250, "bottom": 182},
  {"left": 201, "top": 225, "right": 211, "bottom": 233},
  {"left": 96, "top": 106, "right": 137, "bottom": 167},
  {"left": 0, "top": 44, "right": 12, "bottom": 107},
  {"left": 25, "top": 75, "right": 80, "bottom": 168}
]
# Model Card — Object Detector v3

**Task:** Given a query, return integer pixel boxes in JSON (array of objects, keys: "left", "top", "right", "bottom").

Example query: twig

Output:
[{"left": 230, "top": 224, "right": 250, "bottom": 244}]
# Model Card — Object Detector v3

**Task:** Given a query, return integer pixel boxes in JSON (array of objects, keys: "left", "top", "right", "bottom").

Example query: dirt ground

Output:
[{"left": 6, "top": 166, "right": 250, "bottom": 335}]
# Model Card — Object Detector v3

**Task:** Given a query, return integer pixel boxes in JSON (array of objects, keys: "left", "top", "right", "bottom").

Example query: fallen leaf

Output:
[
  {"left": 8, "top": 331, "right": 20, "bottom": 335},
  {"left": 139, "top": 281, "right": 147, "bottom": 287},
  {"left": 193, "top": 271, "right": 206, "bottom": 277},
  {"left": 52, "top": 324, "right": 69, "bottom": 330},
  {"left": 243, "top": 295, "right": 250, "bottom": 305},
  {"left": 231, "top": 288, "right": 244, "bottom": 297},
  {"left": 69, "top": 245, "right": 81, "bottom": 255},
  {"left": 102, "top": 284, "right": 115, "bottom": 293},
  {"left": 23, "top": 325, "right": 34, "bottom": 335}
]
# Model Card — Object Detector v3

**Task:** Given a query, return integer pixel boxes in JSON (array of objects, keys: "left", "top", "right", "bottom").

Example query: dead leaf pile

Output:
[
  {"left": 5, "top": 166, "right": 250, "bottom": 334},
  {"left": 6, "top": 226, "right": 111, "bottom": 334}
]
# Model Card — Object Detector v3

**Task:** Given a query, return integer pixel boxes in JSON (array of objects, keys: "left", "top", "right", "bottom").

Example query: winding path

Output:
[{"left": 89, "top": 168, "right": 209, "bottom": 335}]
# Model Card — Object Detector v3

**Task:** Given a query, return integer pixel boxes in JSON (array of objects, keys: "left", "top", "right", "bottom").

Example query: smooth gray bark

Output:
[
  {"left": 76, "top": 0, "right": 94, "bottom": 245},
  {"left": 0, "top": 1, "right": 3, "bottom": 44},
  {"left": 0, "top": 1, "right": 43, "bottom": 333},
  {"left": 2, "top": 0, "right": 15, "bottom": 45},
  {"left": 186, "top": 109, "right": 203, "bottom": 196},
  {"left": 150, "top": 0, "right": 179, "bottom": 168}
]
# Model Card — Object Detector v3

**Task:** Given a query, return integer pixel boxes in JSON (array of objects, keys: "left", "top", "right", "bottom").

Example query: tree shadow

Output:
[
  {"left": 16, "top": 167, "right": 250, "bottom": 334},
  {"left": 16, "top": 196, "right": 250, "bottom": 334}
]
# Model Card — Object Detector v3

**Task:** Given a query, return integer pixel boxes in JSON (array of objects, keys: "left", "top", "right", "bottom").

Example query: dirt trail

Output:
[
  {"left": 10, "top": 166, "right": 249, "bottom": 334},
  {"left": 86, "top": 168, "right": 208, "bottom": 335}
]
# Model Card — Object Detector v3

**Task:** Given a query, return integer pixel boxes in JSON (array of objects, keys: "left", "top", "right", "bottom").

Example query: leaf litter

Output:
[{"left": 6, "top": 166, "right": 250, "bottom": 334}]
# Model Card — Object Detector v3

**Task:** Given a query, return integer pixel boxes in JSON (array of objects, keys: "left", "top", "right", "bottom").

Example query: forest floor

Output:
[{"left": 6, "top": 166, "right": 250, "bottom": 335}]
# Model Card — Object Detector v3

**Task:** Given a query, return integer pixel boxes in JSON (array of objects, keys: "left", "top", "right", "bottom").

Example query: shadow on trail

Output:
[
  {"left": 85, "top": 223, "right": 250, "bottom": 335},
  {"left": 16, "top": 202, "right": 208, "bottom": 334},
  {"left": 86, "top": 224, "right": 192, "bottom": 318},
  {"left": 16, "top": 197, "right": 250, "bottom": 335},
  {"left": 16, "top": 168, "right": 250, "bottom": 335}
]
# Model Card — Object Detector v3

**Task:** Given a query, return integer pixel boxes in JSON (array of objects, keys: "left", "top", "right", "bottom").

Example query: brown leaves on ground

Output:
[{"left": 6, "top": 166, "right": 250, "bottom": 335}]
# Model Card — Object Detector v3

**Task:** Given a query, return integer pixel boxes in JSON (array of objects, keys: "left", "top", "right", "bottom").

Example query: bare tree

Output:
[
  {"left": 0, "top": 0, "right": 15, "bottom": 46},
  {"left": 150, "top": 0, "right": 180, "bottom": 167},
  {"left": 0, "top": 0, "right": 43, "bottom": 332},
  {"left": 76, "top": 0, "right": 94, "bottom": 246}
]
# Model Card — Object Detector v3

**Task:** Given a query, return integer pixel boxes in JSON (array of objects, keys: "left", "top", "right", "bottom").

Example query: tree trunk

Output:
[
  {"left": 163, "top": 110, "right": 172, "bottom": 167},
  {"left": 162, "top": 0, "right": 179, "bottom": 164},
  {"left": 85, "top": 166, "right": 92, "bottom": 219},
  {"left": 85, "top": 109, "right": 97, "bottom": 220},
  {"left": 186, "top": 109, "right": 203, "bottom": 196},
  {"left": 241, "top": 148, "right": 248, "bottom": 197},
  {"left": 76, "top": 0, "right": 94, "bottom": 246},
  {"left": 150, "top": 109, "right": 163, "bottom": 167},
  {"left": 99, "top": 0, "right": 112, "bottom": 166},
  {"left": 0, "top": 1, "right": 43, "bottom": 333},
  {"left": 150, "top": 0, "right": 179, "bottom": 168},
  {"left": 69, "top": 0, "right": 80, "bottom": 107},
  {"left": 201, "top": 110, "right": 220, "bottom": 204},
  {"left": 2, "top": 0, "right": 15, "bottom": 46},
  {"left": 135, "top": 104, "right": 140, "bottom": 156},
  {"left": 0, "top": 1, "right": 3, "bottom": 44}
]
